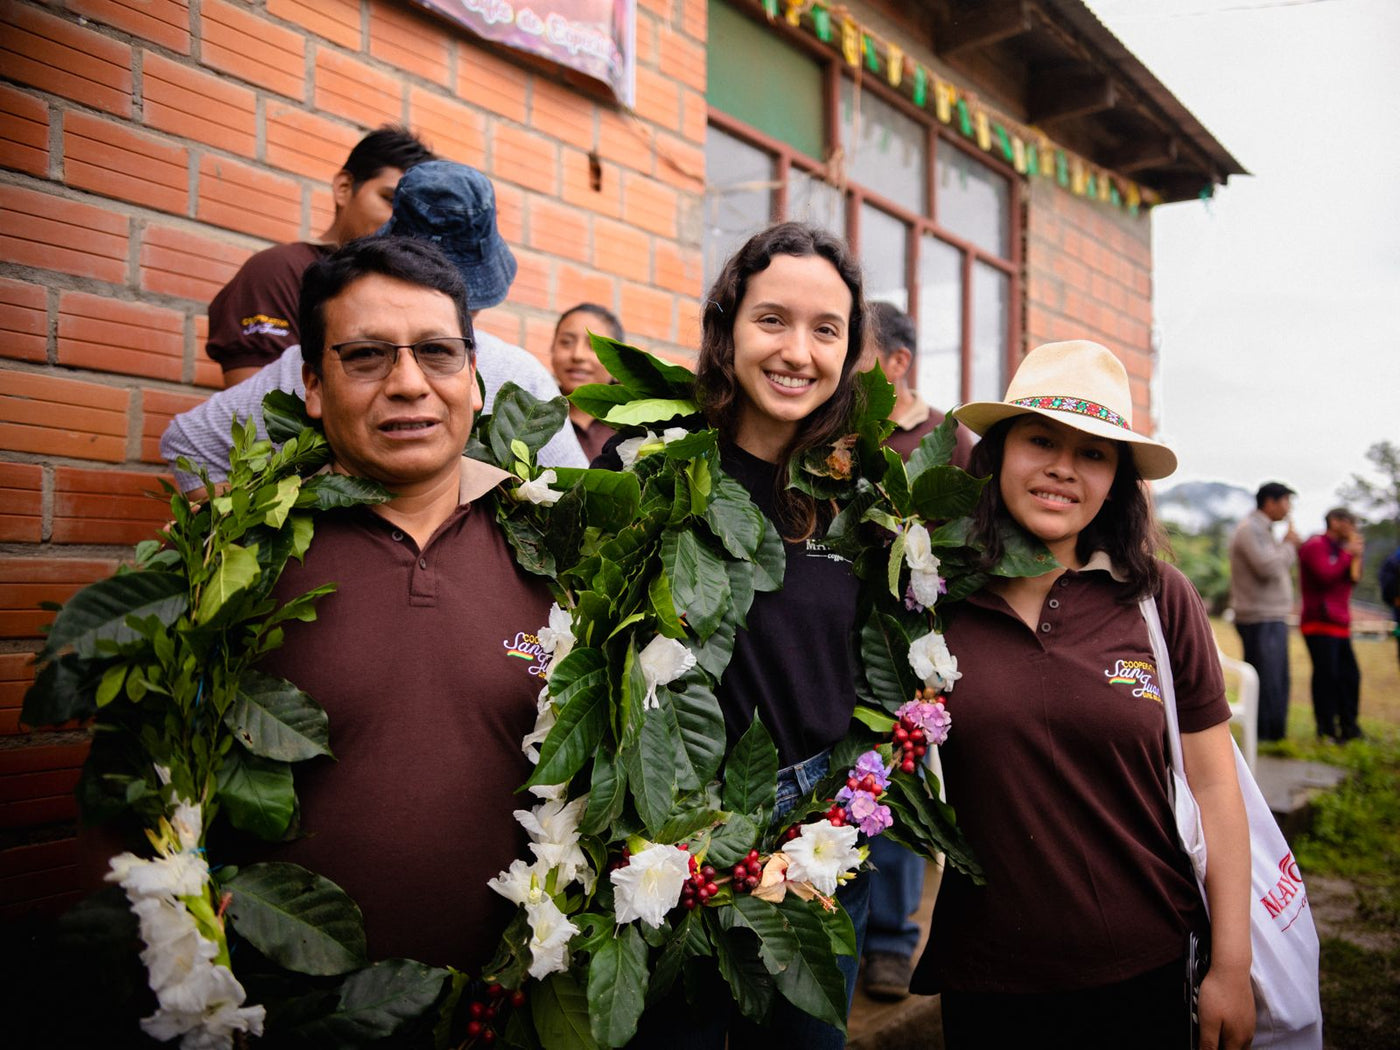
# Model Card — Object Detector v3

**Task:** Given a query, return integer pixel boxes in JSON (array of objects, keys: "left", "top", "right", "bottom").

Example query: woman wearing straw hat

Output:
[{"left": 910, "top": 341, "right": 1254, "bottom": 1048}]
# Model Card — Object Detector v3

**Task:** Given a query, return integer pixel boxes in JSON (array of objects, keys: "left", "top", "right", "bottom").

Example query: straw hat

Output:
[{"left": 952, "top": 340, "right": 1178, "bottom": 480}]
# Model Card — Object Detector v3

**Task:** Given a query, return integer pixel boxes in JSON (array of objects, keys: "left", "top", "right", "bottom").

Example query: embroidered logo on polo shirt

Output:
[
  {"left": 239, "top": 313, "right": 292, "bottom": 337},
  {"left": 1103, "top": 658, "right": 1162, "bottom": 703},
  {"left": 503, "top": 632, "right": 552, "bottom": 678}
]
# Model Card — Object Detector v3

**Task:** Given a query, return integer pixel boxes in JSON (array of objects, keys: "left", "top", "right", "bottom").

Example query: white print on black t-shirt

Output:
[
  {"left": 804, "top": 539, "right": 851, "bottom": 564},
  {"left": 1102, "top": 658, "right": 1163, "bottom": 703},
  {"left": 502, "top": 631, "right": 553, "bottom": 678}
]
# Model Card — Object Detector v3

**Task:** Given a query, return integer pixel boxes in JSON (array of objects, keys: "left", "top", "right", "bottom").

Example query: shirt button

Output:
[
  {"left": 1058, "top": 578, "right": 1070, "bottom": 588},
  {"left": 1048, "top": 598, "right": 1060, "bottom": 609},
  {"left": 391, "top": 530, "right": 404, "bottom": 542},
  {"left": 1040, "top": 622, "right": 1052, "bottom": 633},
  {"left": 419, "top": 557, "right": 428, "bottom": 570}
]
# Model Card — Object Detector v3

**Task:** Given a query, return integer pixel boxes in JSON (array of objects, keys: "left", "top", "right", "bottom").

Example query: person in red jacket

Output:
[{"left": 1297, "top": 507, "right": 1365, "bottom": 742}]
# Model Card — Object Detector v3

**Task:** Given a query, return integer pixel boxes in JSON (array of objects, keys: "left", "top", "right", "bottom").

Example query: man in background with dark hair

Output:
[
  {"left": 1299, "top": 507, "right": 1365, "bottom": 742},
  {"left": 207, "top": 125, "right": 436, "bottom": 386},
  {"left": 1228, "top": 481, "right": 1300, "bottom": 741},
  {"left": 868, "top": 302, "right": 973, "bottom": 467}
]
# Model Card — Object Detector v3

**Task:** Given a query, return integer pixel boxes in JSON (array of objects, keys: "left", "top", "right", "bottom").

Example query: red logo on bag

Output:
[{"left": 1259, "top": 851, "right": 1309, "bottom": 930}]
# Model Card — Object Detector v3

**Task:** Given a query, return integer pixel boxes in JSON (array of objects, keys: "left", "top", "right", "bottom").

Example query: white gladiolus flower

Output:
[
  {"left": 638, "top": 635, "right": 696, "bottom": 710},
  {"left": 783, "top": 820, "right": 862, "bottom": 896},
  {"left": 515, "top": 796, "right": 593, "bottom": 892},
  {"left": 108, "top": 849, "right": 211, "bottom": 901},
  {"left": 516, "top": 469, "right": 564, "bottom": 506},
  {"left": 616, "top": 427, "right": 689, "bottom": 469},
  {"left": 610, "top": 844, "right": 692, "bottom": 928},
  {"left": 903, "top": 524, "right": 945, "bottom": 608},
  {"left": 907, "top": 630, "right": 962, "bottom": 693},
  {"left": 525, "top": 896, "right": 578, "bottom": 980},
  {"left": 487, "top": 857, "right": 552, "bottom": 907},
  {"left": 536, "top": 603, "right": 575, "bottom": 664},
  {"left": 521, "top": 688, "right": 557, "bottom": 765},
  {"left": 527, "top": 781, "right": 569, "bottom": 802}
]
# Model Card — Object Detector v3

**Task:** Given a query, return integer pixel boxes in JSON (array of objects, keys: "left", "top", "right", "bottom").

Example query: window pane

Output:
[
  {"left": 839, "top": 79, "right": 926, "bottom": 216},
  {"left": 916, "top": 235, "right": 962, "bottom": 410},
  {"left": 971, "top": 262, "right": 1011, "bottom": 402},
  {"left": 936, "top": 143, "right": 1010, "bottom": 258},
  {"left": 707, "top": 0, "right": 824, "bottom": 158},
  {"left": 704, "top": 127, "right": 774, "bottom": 287},
  {"left": 860, "top": 204, "right": 908, "bottom": 313},
  {"left": 788, "top": 167, "right": 845, "bottom": 238}
]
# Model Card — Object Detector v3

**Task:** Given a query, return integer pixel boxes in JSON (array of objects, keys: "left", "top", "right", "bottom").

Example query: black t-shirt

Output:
[{"left": 718, "top": 442, "right": 860, "bottom": 767}]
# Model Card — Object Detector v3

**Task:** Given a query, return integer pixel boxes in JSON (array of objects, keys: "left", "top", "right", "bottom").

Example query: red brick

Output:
[
  {"left": 141, "top": 388, "right": 205, "bottom": 464},
  {"left": 193, "top": 315, "right": 220, "bottom": 389},
  {"left": 493, "top": 181, "right": 525, "bottom": 247},
  {"left": 0, "top": 557, "right": 119, "bottom": 640},
  {"left": 598, "top": 108, "right": 654, "bottom": 175},
  {"left": 369, "top": 0, "right": 451, "bottom": 87},
  {"left": 0, "top": 4, "right": 133, "bottom": 117},
  {"left": 679, "top": 86, "right": 706, "bottom": 145},
  {"left": 0, "top": 464, "right": 42, "bottom": 544},
  {"left": 0, "top": 651, "right": 41, "bottom": 733},
  {"left": 556, "top": 263, "right": 617, "bottom": 314},
  {"left": 528, "top": 195, "right": 590, "bottom": 264},
  {"left": 265, "top": 103, "right": 360, "bottom": 182},
  {"left": 0, "top": 739, "right": 93, "bottom": 774},
  {"left": 202, "top": 0, "right": 305, "bottom": 100},
  {"left": 654, "top": 130, "right": 704, "bottom": 193},
  {"left": 679, "top": 0, "right": 707, "bottom": 39},
  {"left": 622, "top": 171, "right": 677, "bottom": 237},
  {"left": 57, "top": 291, "right": 184, "bottom": 382},
  {"left": 409, "top": 88, "right": 486, "bottom": 167},
  {"left": 63, "top": 111, "right": 189, "bottom": 215},
  {"left": 472, "top": 310, "right": 523, "bottom": 349},
  {"left": 634, "top": 12, "right": 658, "bottom": 65},
  {"left": 0, "top": 84, "right": 49, "bottom": 177},
  {"left": 0, "top": 277, "right": 48, "bottom": 365},
  {"left": 139, "top": 224, "right": 251, "bottom": 303},
  {"left": 0, "top": 185, "right": 128, "bottom": 284},
  {"left": 0, "top": 784, "right": 78, "bottom": 828},
  {"left": 52, "top": 466, "right": 171, "bottom": 546},
  {"left": 0, "top": 836, "right": 73, "bottom": 877},
  {"left": 592, "top": 217, "right": 650, "bottom": 280},
  {"left": 675, "top": 304, "right": 700, "bottom": 355},
  {"left": 68, "top": 0, "right": 190, "bottom": 54},
  {"left": 654, "top": 240, "right": 702, "bottom": 295},
  {"left": 531, "top": 78, "right": 596, "bottom": 151},
  {"left": 0, "top": 842, "right": 81, "bottom": 911},
  {"left": 658, "top": 24, "right": 706, "bottom": 93},
  {"left": 314, "top": 48, "right": 402, "bottom": 128},
  {"left": 492, "top": 124, "right": 558, "bottom": 195},
  {"left": 621, "top": 281, "right": 674, "bottom": 343},
  {"left": 196, "top": 154, "right": 300, "bottom": 242},
  {"left": 638, "top": 0, "right": 674, "bottom": 17},
  {"left": 561, "top": 147, "right": 622, "bottom": 219},
  {"left": 510, "top": 250, "right": 552, "bottom": 312},
  {"left": 524, "top": 314, "right": 560, "bottom": 362},
  {"left": 268, "top": 0, "right": 360, "bottom": 50},
  {"left": 309, "top": 187, "right": 335, "bottom": 241},
  {"left": 142, "top": 51, "right": 255, "bottom": 157},
  {"left": 633, "top": 66, "right": 681, "bottom": 132},
  {"left": 0, "top": 371, "right": 130, "bottom": 464},
  {"left": 457, "top": 43, "right": 528, "bottom": 124}
]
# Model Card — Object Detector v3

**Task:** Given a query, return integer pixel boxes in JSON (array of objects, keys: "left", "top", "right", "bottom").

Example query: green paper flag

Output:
[
  {"left": 1086, "top": 174, "right": 1097, "bottom": 197},
  {"left": 913, "top": 66, "right": 927, "bottom": 106},
  {"left": 994, "top": 124, "right": 1013, "bottom": 162},
  {"left": 1110, "top": 185, "right": 1121, "bottom": 206},
  {"left": 864, "top": 34, "right": 879, "bottom": 73},
  {"left": 1027, "top": 143, "right": 1039, "bottom": 174},
  {"left": 762, "top": 0, "right": 778, "bottom": 18},
  {"left": 956, "top": 99, "right": 972, "bottom": 136},
  {"left": 1056, "top": 150, "right": 1069, "bottom": 187},
  {"left": 814, "top": 5, "right": 832, "bottom": 41}
]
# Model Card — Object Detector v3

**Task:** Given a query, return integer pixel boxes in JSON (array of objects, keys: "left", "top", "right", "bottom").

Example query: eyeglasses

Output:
[{"left": 327, "top": 337, "right": 474, "bottom": 380}]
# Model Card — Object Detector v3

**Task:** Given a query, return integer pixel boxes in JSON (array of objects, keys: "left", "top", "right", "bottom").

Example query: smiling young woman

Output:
[{"left": 909, "top": 341, "right": 1257, "bottom": 1050}]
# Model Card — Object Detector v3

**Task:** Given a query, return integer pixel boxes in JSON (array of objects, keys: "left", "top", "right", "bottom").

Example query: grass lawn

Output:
[{"left": 1211, "top": 618, "right": 1400, "bottom": 1050}]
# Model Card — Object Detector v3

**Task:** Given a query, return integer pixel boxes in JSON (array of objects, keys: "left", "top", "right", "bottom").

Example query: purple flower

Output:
[
  {"left": 853, "top": 750, "right": 892, "bottom": 790},
  {"left": 897, "top": 699, "right": 953, "bottom": 746},
  {"left": 903, "top": 583, "right": 924, "bottom": 612},
  {"left": 846, "top": 791, "right": 893, "bottom": 836}
]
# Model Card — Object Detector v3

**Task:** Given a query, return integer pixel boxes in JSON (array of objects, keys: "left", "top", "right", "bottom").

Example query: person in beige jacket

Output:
[{"left": 1228, "top": 482, "right": 1301, "bottom": 740}]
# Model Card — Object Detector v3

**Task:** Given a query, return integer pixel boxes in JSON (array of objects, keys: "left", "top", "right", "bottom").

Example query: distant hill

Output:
[{"left": 1155, "top": 480, "right": 1254, "bottom": 534}]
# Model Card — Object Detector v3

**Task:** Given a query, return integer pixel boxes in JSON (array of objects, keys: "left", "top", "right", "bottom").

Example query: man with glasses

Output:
[
  {"left": 161, "top": 161, "right": 586, "bottom": 489},
  {"left": 251, "top": 235, "right": 556, "bottom": 970}
]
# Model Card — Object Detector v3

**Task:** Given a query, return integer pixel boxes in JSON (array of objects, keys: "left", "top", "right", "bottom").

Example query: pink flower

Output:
[
  {"left": 897, "top": 698, "right": 952, "bottom": 746},
  {"left": 845, "top": 791, "right": 893, "bottom": 836}
]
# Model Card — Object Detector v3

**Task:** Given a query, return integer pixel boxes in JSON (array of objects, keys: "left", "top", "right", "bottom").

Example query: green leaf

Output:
[
  {"left": 287, "top": 959, "right": 450, "bottom": 1044},
  {"left": 990, "top": 517, "right": 1059, "bottom": 579},
  {"left": 624, "top": 709, "right": 678, "bottom": 835},
  {"left": 529, "top": 648, "right": 610, "bottom": 789},
  {"left": 723, "top": 894, "right": 799, "bottom": 974},
  {"left": 587, "top": 923, "right": 649, "bottom": 1046},
  {"left": 646, "top": 908, "right": 705, "bottom": 1007},
  {"left": 860, "top": 613, "right": 921, "bottom": 711},
  {"left": 298, "top": 473, "right": 391, "bottom": 511},
  {"left": 751, "top": 515, "right": 786, "bottom": 593},
  {"left": 691, "top": 615, "right": 735, "bottom": 682},
  {"left": 532, "top": 971, "right": 598, "bottom": 1050},
  {"left": 551, "top": 467, "right": 642, "bottom": 534},
  {"left": 592, "top": 335, "right": 697, "bottom": 399},
  {"left": 908, "top": 465, "right": 986, "bottom": 521},
  {"left": 662, "top": 673, "right": 726, "bottom": 791},
  {"left": 485, "top": 382, "right": 570, "bottom": 464},
  {"left": 41, "top": 572, "right": 188, "bottom": 660},
  {"left": 95, "top": 663, "right": 127, "bottom": 708},
  {"left": 655, "top": 804, "right": 725, "bottom": 843},
  {"left": 887, "top": 529, "right": 908, "bottom": 600},
  {"left": 857, "top": 361, "right": 897, "bottom": 425},
  {"left": 21, "top": 654, "right": 98, "bottom": 726},
  {"left": 602, "top": 397, "right": 698, "bottom": 428},
  {"left": 579, "top": 749, "right": 627, "bottom": 836},
  {"left": 195, "top": 542, "right": 262, "bottom": 624},
  {"left": 261, "top": 475, "right": 302, "bottom": 529},
  {"left": 851, "top": 705, "right": 896, "bottom": 733},
  {"left": 215, "top": 748, "right": 295, "bottom": 840},
  {"left": 882, "top": 774, "right": 983, "bottom": 881},
  {"left": 224, "top": 669, "right": 331, "bottom": 762},
  {"left": 567, "top": 381, "right": 636, "bottom": 422},
  {"left": 661, "top": 529, "right": 731, "bottom": 640},
  {"left": 771, "top": 897, "right": 848, "bottom": 1028},
  {"left": 704, "top": 475, "right": 765, "bottom": 559},
  {"left": 707, "top": 912, "right": 775, "bottom": 1022},
  {"left": 647, "top": 571, "right": 686, "bottom": 638},
  {"left": 224, "top": 861, "right": 368, "bottom": 975},
  {"left": 262, "top": 389, "right": 315, "bottom": 444},
  {"left": 705, "top": 812, "right": 760, "bottom": 869},
  {"left": 722, "top": 715, "right": 779, "bottom": 816},
  {"left": 907, "top": 414, "right": 963, "bottom": 477}
]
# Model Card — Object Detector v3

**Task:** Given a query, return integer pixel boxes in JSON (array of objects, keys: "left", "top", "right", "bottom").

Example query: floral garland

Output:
[{"left": 467, "top": 338, "right": 1056, "bottom": 1048}]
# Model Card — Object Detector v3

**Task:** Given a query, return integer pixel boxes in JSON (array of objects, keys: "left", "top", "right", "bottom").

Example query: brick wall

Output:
[
  {"left": 1024, "top": 177, "right": 1157, "bottom": 430},
  {"left": 0, "top": 0, "right": 706, "bottom": 916}
]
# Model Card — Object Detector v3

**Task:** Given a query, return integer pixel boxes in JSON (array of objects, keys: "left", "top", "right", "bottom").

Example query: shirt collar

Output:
[{"left": 891, "top": 397, "right": 933, "bottom": 431}]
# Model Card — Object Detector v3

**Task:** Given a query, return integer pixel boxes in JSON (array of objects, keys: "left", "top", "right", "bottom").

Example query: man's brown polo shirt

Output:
[
  {"left": 914, "top": 558, "right": 1228, "bottom": 994},
  {"left": 257, "top": 459, "right": 555, "bottom": 970}
]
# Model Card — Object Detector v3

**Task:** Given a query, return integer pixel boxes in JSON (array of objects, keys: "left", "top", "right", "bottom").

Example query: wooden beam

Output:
[
  {"left": 1108, "top": 136, "right": 1179, "bottom": 174},
  {"left": 937, "top": 1, "right": 1033, "bottom": 57},
  {"left": 1027, "top": 71, "right": 1116, "bottom": 123}
]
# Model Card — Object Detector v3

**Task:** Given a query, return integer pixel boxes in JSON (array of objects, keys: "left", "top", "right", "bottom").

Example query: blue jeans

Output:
[
  {"left": 1237, "top": 620, "right": 1290, "bottom": 741},
  {"left": 631, "top": 749, "right": 870, "bottom": 1049},
  {"left": 864, "top": 835, "right": 925, "bottom": 959}
]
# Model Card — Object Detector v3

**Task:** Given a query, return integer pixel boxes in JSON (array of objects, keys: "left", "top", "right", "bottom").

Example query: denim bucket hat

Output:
[{"left": 377, "top": 160, "right": 517, "bottom": 311}]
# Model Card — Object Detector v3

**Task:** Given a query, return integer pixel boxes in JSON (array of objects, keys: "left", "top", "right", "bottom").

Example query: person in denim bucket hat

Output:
[{"left": 377, "top": 160, "right": 518, "bottom": 311}]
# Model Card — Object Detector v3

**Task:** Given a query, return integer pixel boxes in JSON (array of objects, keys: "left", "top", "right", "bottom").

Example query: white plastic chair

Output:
[{"left": 1216, "top": 648, "right": 1259, "bottom": 773}]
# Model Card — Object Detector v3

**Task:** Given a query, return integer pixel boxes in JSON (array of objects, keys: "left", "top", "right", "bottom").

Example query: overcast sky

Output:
[{"left": 1083, "top": 0, "right": 1400, "bottom": 531}]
